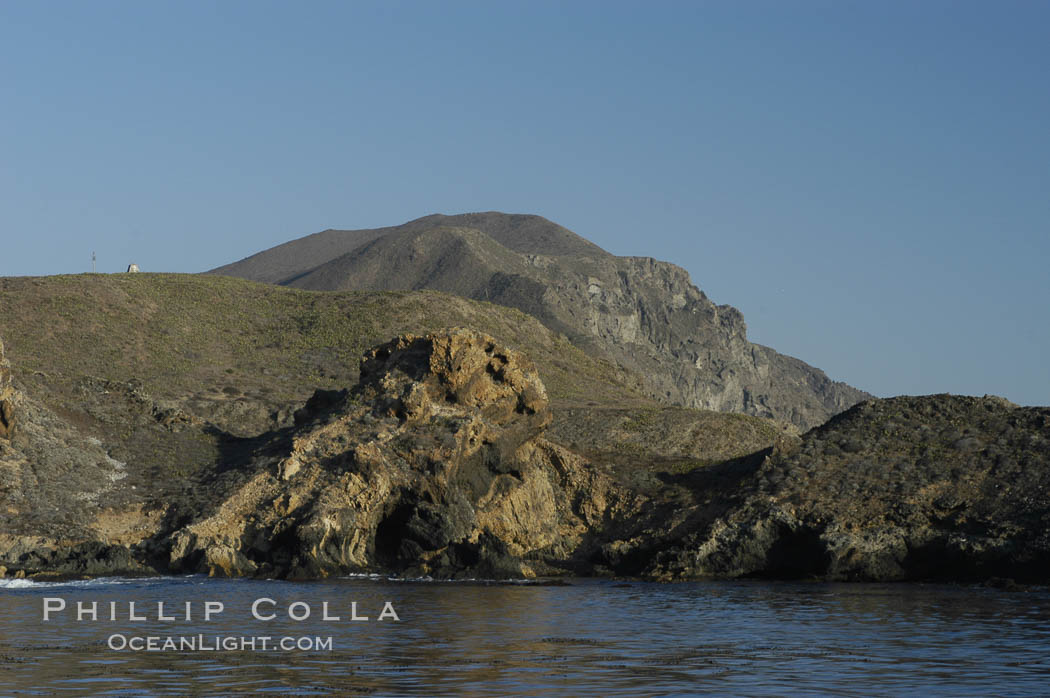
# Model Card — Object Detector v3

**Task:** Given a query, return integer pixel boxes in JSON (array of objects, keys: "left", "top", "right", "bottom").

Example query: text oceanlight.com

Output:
[{"left": 107, "top": 634, "right": 334, "bottom": 652}]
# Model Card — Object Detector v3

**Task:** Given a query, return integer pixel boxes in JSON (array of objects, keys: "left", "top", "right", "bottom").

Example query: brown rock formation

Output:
[{"left": 167, "top": 329, "right": 633, "bottom": 578}]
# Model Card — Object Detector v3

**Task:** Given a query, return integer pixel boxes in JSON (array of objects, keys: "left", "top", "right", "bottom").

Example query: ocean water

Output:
[{"left": 1, "top": 575, "right": 1048, "bottom": 696}]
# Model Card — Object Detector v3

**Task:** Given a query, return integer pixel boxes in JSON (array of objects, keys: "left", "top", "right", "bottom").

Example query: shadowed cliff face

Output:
[
  {"left": 165, "top": 329, "right": 635, "bottom": 579},
  {"left": 631, "top": 395, "right": 1050, "bottom": 583},
  {"left": 208, "top": 213, "right": 870, "bottom": 430},
  {"left": 0, "top": 335, "right": 158, "bottom": 577},
  {"left": 0, "top": 337, "right": 15, "bottom": 440}
]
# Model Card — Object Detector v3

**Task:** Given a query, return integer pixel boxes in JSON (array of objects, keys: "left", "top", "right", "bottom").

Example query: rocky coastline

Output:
[{"left": 1, "top": 326, "right": 1047, "bottom": 584}]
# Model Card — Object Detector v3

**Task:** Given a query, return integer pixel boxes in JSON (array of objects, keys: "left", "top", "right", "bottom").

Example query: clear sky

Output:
[{"left": 2, "top": 1, "right": 1048, "bottom": 406}]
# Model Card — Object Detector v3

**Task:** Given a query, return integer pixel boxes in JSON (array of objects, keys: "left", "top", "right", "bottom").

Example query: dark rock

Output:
[
  {"left": 984, "top": 577, "right": 1024, "bottom": 592},
  {"left": 293, "top": 388, "right": 348, "bottom": 426},
  {"left": 40, "top": 541, "right": 150, "bottom": 578},
  {"left": 0, "top": 336, "right": 15, "bottom": 440},
  {"left": 640, "top": 395, "right": 1050, "bottom": 583}
]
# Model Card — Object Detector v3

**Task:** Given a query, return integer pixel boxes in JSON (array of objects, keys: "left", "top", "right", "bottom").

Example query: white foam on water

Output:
[
  {"left": 0, "top": 578, "right": 38, "bottom": 589},
  {"left": 0, "top": 576, "right": 174, "bottom": 590},
  {"left": 340, "top": 573, "right": 541, "bottom": 584},
  {"left": 2, "top": 573, "right": 547, "bottom": 589}
]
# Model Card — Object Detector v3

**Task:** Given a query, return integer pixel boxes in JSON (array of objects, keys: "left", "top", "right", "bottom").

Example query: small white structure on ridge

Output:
[{"left": 127, "top": 263, "right": 140, "bottom": 273}]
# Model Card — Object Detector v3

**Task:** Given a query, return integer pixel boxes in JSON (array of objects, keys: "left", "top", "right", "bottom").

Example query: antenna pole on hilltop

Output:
[{"left": 92, "top": 251, "right": 96, "bottom": 274}]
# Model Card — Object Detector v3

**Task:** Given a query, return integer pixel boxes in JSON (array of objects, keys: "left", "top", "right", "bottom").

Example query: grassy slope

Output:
[
  {"left": 0, "top": 273, "right": 796, "bottom": 544},
  {"left": 0, "top": 273, "right": 647, "bottom": 409},
  {"left": 0, "top": 274, "right": 789, "bottom": 507}
]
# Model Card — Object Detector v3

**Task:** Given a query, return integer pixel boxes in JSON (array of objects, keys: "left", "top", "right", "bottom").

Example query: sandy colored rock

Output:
[{"left": 167, "top": 329, "right": 632, "bottom": 579}]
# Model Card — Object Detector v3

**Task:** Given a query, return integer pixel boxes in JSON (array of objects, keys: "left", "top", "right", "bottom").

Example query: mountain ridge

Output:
[
  {"left": 208, "top": 212, "right": 607, "bottom": 287},
  {"left": 208, "top": 212, "right": 871, "bottom": 429}
]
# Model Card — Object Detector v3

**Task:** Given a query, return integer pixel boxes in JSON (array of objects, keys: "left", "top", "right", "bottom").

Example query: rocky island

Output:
[{"left": 0, "top": 213, "right": 1047, "bottom": 583}]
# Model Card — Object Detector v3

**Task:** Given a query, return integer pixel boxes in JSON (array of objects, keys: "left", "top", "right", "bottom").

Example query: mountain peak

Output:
[
  {"left": 208, "top": 212, "right": 870, "bottom": 428},
  {"left": 400, "top": 212, "right": 610, "bottom": 258}
]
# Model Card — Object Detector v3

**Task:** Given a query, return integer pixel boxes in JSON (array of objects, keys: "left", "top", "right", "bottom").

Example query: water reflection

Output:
[{"left": 0, "top": 578, "right": 1048, "bottom": 695}]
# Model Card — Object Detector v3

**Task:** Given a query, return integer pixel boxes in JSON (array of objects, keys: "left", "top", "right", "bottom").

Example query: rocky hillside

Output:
[
  {"left": 0, "top": 275, "right": 788, "bottom": 578},
  {"left": 622, "top": 395, "right": 1050, "bottom": 583},
  {"left": 209, "top": 212, "right": 869, "bottom": 429},
  {"left": 166, "top": 330, "right": 638, "bottom": 579},
  {"left": 0, "top": 335, "right": 147, "bottom": 572},
  {"left": 0, "top": 274, "right": 650, "bottom": 439},
  {"left": 1, "top": 313, "right": 1047, "bottom": 583},
  {"left": 0, "top": 329, "right": 645, "bottom": 579}
]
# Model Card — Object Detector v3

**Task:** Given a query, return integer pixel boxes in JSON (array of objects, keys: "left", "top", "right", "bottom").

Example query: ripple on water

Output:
[{"left": 0, "top": 578, "right": 1048, "bottom": 695}]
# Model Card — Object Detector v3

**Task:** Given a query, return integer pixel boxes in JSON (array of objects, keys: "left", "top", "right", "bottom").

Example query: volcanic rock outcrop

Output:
[
  {"left": 636, "top": 395, "right": 1050, "bottom": 582},
  {"left": 166, "top": 329, "right": 633, "bottom": 578}
]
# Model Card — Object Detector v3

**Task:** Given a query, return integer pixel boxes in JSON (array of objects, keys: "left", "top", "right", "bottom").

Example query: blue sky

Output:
[{"left": 2, "top": 1, "right": 1048, "bottom": 406}]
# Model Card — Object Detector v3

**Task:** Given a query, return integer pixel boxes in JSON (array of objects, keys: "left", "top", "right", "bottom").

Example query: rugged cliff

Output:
[
  {"left": 0, "top": 335, "right": 155, "bottom": 577},
  {"left": 165, "top": 329, "right": 637, "bottom": 579},
  {"left": 0, "top": 329, "right": 642, "bottom": 579},
  {"left": 210, "top": 213, "right": 869, "bottom": 429},
  {"left": 2, "top": 312, "right": 1045, "bottom": 583},
  {"left": 626, "top": 395, "right": 1050, "bottom": 583}
]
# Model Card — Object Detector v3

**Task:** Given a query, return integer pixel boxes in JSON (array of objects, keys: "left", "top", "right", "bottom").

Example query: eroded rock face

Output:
[
  {"left": 638, "top": 395, "right": 1050, "bottom": 582},
  {"left": 167, "top": 329, "right": 631, "bottom": 578},
  {"left": 8, "top": 324, "right": 1046, "bottom": 584},
  {"left": 0, "top": 339, "right": 162, "bottom": 579},
  {"left": 357, "top": 330, "right": 551, "bottom": 438},
  {"left": 0, "top": 337, "right": 16, "bottom": 440}
]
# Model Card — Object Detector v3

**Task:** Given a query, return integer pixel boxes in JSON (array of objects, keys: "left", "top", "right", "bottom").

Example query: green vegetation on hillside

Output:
[
  {"left": 0, "top": 273, "right": 791, "bottom": 531},
  {"left": 0, "top": 273, "right": 648, "bottom": 410},
  {"left": 208, "top": 211, "right": 871, "bottom": 430}
]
